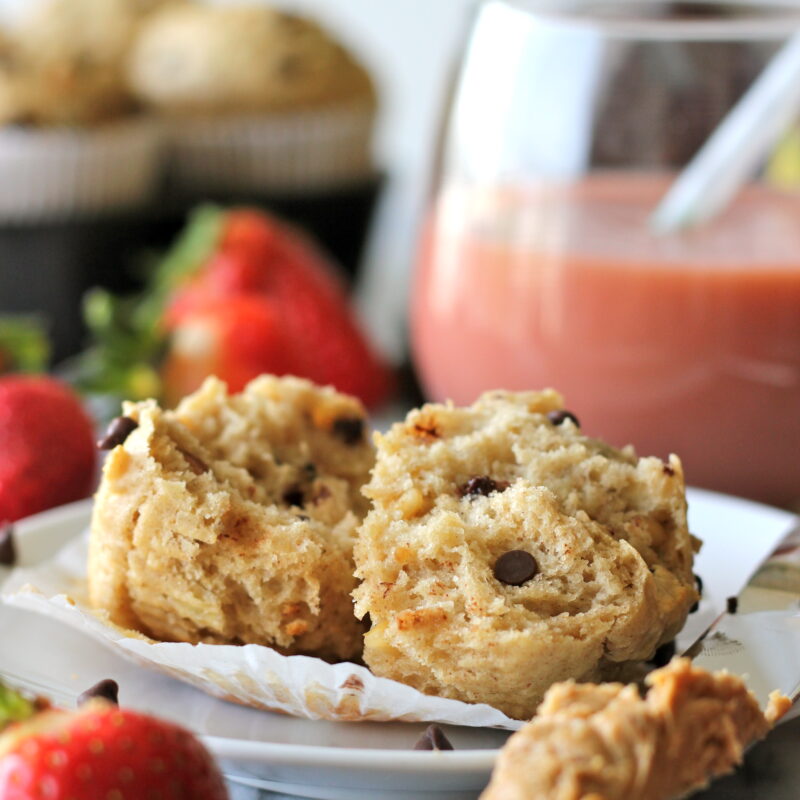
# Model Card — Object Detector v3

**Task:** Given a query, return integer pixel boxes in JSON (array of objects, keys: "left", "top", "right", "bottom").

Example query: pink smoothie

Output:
[{"left": 412, "top": 174, "right": 800, "bottom": 506}]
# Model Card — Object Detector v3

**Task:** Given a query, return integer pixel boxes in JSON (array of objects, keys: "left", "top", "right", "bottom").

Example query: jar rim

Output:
[{"left": 490, "top": 0, "right": 800, "bottom": 40}]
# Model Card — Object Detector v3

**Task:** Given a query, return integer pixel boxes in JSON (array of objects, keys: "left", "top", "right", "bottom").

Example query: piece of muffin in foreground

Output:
[
  {"left": 481, "top": 658, "right": 791, "bottom": 800},
  {"left": 353, "top": 389, "right": 699, "bottom": 719},
  {"left": 89, "top": 375, "right": 373, "bottom": 661}
]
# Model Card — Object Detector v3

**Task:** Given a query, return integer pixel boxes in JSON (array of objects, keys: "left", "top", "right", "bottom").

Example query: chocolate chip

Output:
[
  {"left": 0, "top": 522, "right": 16, "bottom": 566},
  {"left": 78, "top": 679, "right": 119, "bottom": 707},
  {"left": 726, "top": 596, "right": 739, "bottom": 614},
  {"left": 650, "top": 640, "right": 676, "bottom": 667},
  {"left": 332, "top": 417, "right": 364, "bottom": 445},
  {"left": 413, "top": 724, "right": 454, "bottom": 751},
  {"left": 283, "top": 487, "right": 304, "bottom": 507},
  {"left": 690, "top": 573, "right": 703, "bottom": 613},
  {"left": 302, "top": 463, "right": 317, "bottom": 481},
  {"left": 97, "top": 416, "right": 138, "bottom": 450},
  {"left": 363, "top": 612, "right": 372, "bottom": 631},
  {"left": 494, "top": 550, "right": 537, "bottom": 586},
  {"left": 458, "top": 476, "right": 509, "bottom": 498},
  {"left": 547, "top": 410, "right": 580, "bottom": 427},
  {"left": 277, "top": 53, "right": 303, "bottom": 78}
]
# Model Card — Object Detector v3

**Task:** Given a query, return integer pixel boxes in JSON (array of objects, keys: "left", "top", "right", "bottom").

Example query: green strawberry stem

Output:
[
  {"left": 74, "top": 205, "right": 224, "bottom": 405},
  {"left": 0, "top": 682, "right": 37, "bottom": 733},
  {"left": 0, "top": 316, "right": 50, "bottom": 374}
]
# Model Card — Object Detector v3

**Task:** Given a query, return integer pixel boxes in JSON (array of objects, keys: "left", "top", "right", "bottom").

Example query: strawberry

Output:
[
  {"left": 78, "top": 207, "right": 393, "bottom": 408},
  {"left": 0, "top": 375, "right": 96, "bottom": 522},
  {"left": 0, "top": 700, "right": 229, "bottom": 800},
  {"left": 162, "top": 210, "right": 392, "bottom": 407},
  {"left": 161, "top": 294, "right": 292, "bottom": 406}
]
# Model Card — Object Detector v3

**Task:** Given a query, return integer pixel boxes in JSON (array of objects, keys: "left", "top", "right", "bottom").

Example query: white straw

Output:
[{"left": 650, "top": 31, "right": 800, "bottom": 235}]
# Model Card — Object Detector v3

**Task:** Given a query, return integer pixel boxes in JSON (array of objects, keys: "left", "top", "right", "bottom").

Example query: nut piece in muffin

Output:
[
  {"left": 353, "top": 389, "right": 699, "bottom": 719},
  {"left": 481, "top": 658, "right": 791, "bottom": 800},
  {"left": 89, "top": 375, "right": 373, "bottom": 662}
]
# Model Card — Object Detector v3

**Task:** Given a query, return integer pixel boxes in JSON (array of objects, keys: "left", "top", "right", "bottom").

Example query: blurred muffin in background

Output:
[
  {"left": 129, "top": 3, "right": 378, "bottom": 196},
  {"left": 0, "top": 0, "right": 168, "bottom": 222}
]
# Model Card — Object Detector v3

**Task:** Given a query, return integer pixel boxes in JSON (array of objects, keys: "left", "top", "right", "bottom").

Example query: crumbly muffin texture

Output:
[
  {"left": 353, "top": 389, "right": 699, "bottom": 719},
  {"left": 128, "top": 4, "right": 375, "bottom": 115},
  {"left": 89, "top": 375, "right": 373, "bottom": 661},
  {"left": 481, "top": 659, "right": 789, "bottom": 800}
]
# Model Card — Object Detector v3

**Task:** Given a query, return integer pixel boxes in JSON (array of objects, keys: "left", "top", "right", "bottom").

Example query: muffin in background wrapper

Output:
[
  {"left": 0, "top": 0, "right": 166, "bottom": 223},
  {"left": 128, "top": 4, "right": 378, "bottom": 196}
]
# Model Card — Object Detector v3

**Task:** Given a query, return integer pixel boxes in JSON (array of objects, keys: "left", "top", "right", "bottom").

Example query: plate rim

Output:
[{"left": 4, "top": 489, "right": 797, "bottom": 770}]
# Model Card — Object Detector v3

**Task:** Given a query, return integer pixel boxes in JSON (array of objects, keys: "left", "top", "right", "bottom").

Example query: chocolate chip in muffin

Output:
[
  {"left": 494, "top": 550, "right": 538, "bottom": 586},
  {"left": 459, "top": 476, "right": 510, "bottom": 498},
  {"left": 97, "top": 416, "right": 138, "bottom": 450},
  {"left": 283, "top": 487, "right": 305, "bottom": 507},
  {"left": 547, "top": 409, "right": 580, "bottom": 427},
  {"left": 302, "top": 462, "right": 317, "bottom": 481},
  {"left": 413, "top": 724, "right": 454, "bottom": 751},
  {"left": 0, "top": 522, "right": 16, "bottom": 566},
  {"left": 332, "top": 416, "right": 364, "bottom": 445},
  {"left": 78, "top": 679, "right": 119, "bottom": 707}
]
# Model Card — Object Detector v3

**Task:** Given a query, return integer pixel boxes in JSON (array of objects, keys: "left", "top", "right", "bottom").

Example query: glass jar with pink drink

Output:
[{"left": 412, "top": 1, "right": 800, "bottom": 507}]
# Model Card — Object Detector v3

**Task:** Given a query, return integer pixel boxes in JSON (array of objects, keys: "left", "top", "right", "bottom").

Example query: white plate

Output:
[{"left": 0, "top": 491, "right": 796, "bottom": 800}]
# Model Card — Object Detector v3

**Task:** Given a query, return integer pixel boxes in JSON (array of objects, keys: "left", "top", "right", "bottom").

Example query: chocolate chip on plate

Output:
[
  {"left": 0, "top": 522, "right": 16, "bottom": 566},
  {"left": 332, "top": 416, "right": 364, "bottom": 445},
  {"left": 547, "top": 409, "right": 580, "bottom": 427},
  {"left": 413, "top": 724, "right": 454, "bottom": 751},
  {"left": 97, "top": 416, "right": 138, "bottom": 450},
  {"left": 494, "top": 550, "right": 538, "bottom": 586},
  {"left": 726, "top": 596, "right": 739, "bottom": 614},
  {"left": 78, "top": 679, "right": 119, "bottom": 707},
  {"left": 650, "top": 640, "right": 676, "bottom": 668},
  {"left": 458, "top": 476, "right": 509, "bottom": 498}
]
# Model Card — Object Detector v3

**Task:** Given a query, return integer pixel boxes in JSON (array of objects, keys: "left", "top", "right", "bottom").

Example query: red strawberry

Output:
[
  {"left": 0, "top": 376, "right": 96, "bottom": 522},
  {"left": 162, "top": 210, "right": 392, "bottom": 407},
  {"left": 161, "top": 294, "right": 291, "bottom": 405},
  {"left": 0, "top": 701, "right": 229, "bottom": 799}
]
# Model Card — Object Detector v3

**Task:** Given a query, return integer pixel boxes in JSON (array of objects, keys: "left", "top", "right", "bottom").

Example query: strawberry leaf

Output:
[
  {"left": 0, "top": 317, "right": 50, "bottom": 374},
  {"left": 74, "top": 206, "right": 224, "bottom": 404},
  {"left": 0, "top": 682, "right": 36, "bottom": 733}
]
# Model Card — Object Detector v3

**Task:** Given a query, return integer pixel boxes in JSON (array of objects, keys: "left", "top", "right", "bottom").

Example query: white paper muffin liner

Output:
[
  {"left": 1, "top": 532, "right": 522, "bottom": 730},
  {"left": 165, "top": 104, "right": 376, "bottom": 195},
  {"left": 0, "top": 116, "right": 163, "bottom": 224}
]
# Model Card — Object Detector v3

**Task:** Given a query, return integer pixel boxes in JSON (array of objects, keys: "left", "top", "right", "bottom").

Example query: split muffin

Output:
[
  {"left": 353, "top": 389, "right": 699, "bottom": 719},
  {"left": 89, "top": 375, "right": 373, "bottom": 662}
]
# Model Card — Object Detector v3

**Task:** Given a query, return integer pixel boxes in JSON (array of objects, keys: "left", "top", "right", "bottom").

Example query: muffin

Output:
[
  {"left": 0, "top": 0, "right": 166, "bottom": 221},
  {"left": 353, "top": 389, "right": 699, "bottom": 719},
  {"left": 481, "top": 659, "right": 790, "bottom": 800},
  {"left": 128, "top": 3, "right": 377, "bottom": 194},
  {"left": 88, "top": 375, "right": 373, "bottom": 662}
]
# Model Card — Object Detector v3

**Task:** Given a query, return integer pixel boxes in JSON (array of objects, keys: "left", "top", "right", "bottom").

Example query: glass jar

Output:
[{"left": 412, "top": 0, "right": 800, "bottom": 506}]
